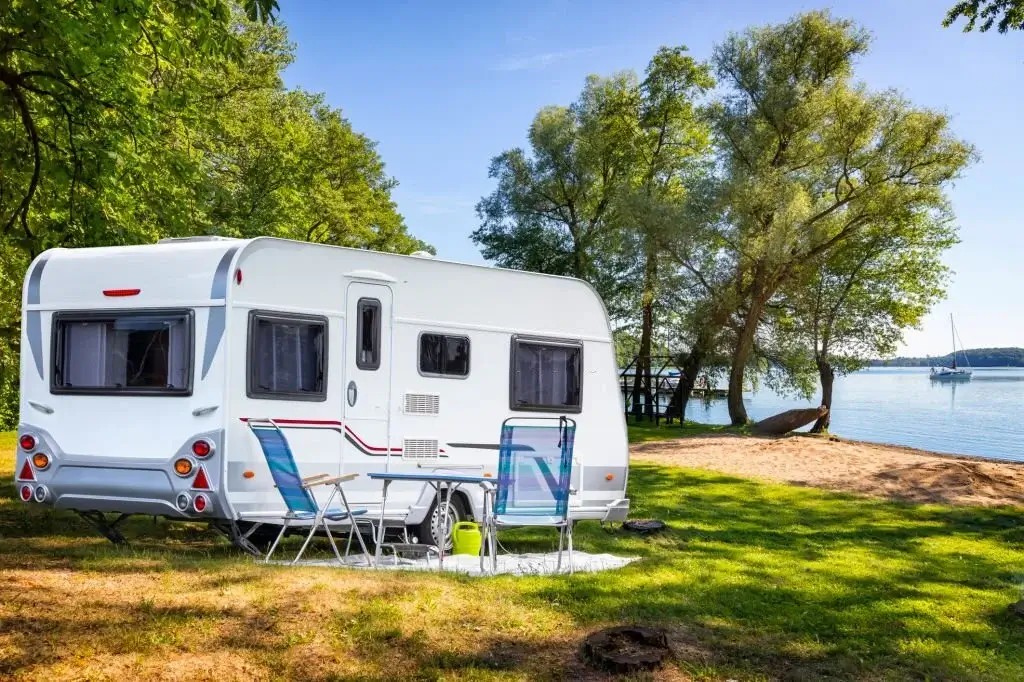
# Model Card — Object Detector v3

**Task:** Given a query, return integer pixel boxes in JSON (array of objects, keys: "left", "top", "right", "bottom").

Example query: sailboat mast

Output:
[{"left": 950, "top": 314, "right": 956, "bottom": 369}]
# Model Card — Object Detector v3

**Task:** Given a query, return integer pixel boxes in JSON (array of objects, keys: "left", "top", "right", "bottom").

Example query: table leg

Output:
[
  {"left": 435, "top": 483, "right": 444, "bottom": 570},
  {"left": 374, "top": 480, "right": 390, "bottom": 568},
  {"left": 479, "top": 486, "right": 490, "bottom": 575}
]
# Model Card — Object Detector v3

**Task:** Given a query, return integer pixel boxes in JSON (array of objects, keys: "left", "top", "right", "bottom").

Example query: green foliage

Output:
[
  {"left": 945, "top": 0, "right": 1024, "bottom": 32},
  {"left": 709, "top": 10, "right": 976, "bottom": 423},
  {"left": 787, "top": 213, "right": 957, "bottom": 378}
]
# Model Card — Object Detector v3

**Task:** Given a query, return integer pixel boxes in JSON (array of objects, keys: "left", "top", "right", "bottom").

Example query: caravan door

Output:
[{"left": 341, "top": 282, "right": 394, "bottom": 496}]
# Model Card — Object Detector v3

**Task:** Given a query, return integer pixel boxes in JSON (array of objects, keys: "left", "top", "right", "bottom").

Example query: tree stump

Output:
[
  {"left": 622, "top": 519, "right": 666, "bottom": 535},
  {"left": 581, "top": 625, "right": 670, "bottom": 673}
]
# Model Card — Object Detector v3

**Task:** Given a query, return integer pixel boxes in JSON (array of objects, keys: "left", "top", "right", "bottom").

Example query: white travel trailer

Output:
[{"left": 15, "top": 236, "right": 630, "bottom": 552}]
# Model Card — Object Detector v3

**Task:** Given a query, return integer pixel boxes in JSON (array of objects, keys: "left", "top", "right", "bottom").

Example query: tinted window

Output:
[
  {"left": 52, "top": 311, "right": 192, "bottom": 395},
  {"left": 419, "top": 333, "right": 470, "bottom": 377},
  {"left": 249, "top": 313, "right": 326, "bottom": 400},
  {"left": 510, "top": 338, "right": 582, "bottom": 412},
  {"left": 357, "top": 298, "right": 381, "bottom": 370}
]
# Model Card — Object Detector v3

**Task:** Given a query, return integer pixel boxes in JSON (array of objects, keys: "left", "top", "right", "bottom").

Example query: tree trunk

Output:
[
  {"left": 630, "top": 301, "right": 654, "bottom": 421},
  {"left": 630, "top": 246, "right": 658, "bottom": 421},
  {"left": 810, "top": 359, "right": 835, "bottom": 433},
  {"left": 667, "top": 347, "right": 705, "bottom": 423},
  {"left": 727, "top": 294, "right": 766, "bottom": 426}
]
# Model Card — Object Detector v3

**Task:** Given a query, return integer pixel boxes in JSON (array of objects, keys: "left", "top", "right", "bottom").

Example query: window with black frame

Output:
[
  {"left": 419, "top": 333, "right": 470, "bottom": 377},
  {"left": 248, "top": 313, "right": 326, "bottom": 400},
  {"left": 356, "top": 298, "right": 381, "bottom": 370},
  {"left": 509, "top": 337, "right": 582, "bottom": 412},
  {"left": 51, "top": 310, "right": 193, "bottom": 395}
]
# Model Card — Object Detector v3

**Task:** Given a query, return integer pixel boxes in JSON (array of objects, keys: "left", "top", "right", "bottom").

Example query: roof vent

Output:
[
  {"left": 410, "top": 250, "right": 434, "bottom": 258},
  {"left": 157, "top": 236, "right": 240, "bottom": 244}
]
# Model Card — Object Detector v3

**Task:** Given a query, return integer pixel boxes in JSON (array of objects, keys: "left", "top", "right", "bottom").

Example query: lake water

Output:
[{"left": 683, "top": 367, "right": 1024, "bottom": 462}]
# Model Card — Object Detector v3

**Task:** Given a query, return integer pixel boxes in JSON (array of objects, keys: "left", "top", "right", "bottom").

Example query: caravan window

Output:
[
  {"left": 356, "top": 298, "right": 381, "bottom": 370},
  {"left": 51, "top": 310, "right": 193, "bottom": 395},
  {"left": 419, "top": 333, "right": 470, "bottom": 377},
  {"left": 248, "top": 312, "right": 327, "bottom": 401},
  {"left": 509, "top": 337, "right": 582, "bottom": 413}
]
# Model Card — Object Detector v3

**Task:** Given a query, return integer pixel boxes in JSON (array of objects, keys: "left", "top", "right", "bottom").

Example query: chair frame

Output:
[
  {"left": 247, "top": 418, "right": 372, "bottom": 566},
  {"left": 486, "top": 416, "right": 576, "bottom": 574}
]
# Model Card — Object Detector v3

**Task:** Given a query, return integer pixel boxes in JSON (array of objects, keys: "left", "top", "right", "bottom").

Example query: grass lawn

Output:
[
  {"left": 626, "top": 417, "right": 747, "bottom": 444},
  {"left": 3, "top": 433, "right": 1024, "bottom": 680}
]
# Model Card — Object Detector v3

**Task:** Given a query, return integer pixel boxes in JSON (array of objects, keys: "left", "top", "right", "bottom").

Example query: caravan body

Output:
[{"left": 16, "top": 237, "right": 629, "bottom": 541}]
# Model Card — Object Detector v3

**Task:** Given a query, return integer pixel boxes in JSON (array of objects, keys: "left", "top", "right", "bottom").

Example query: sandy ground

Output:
[{"left": 632, "top": 434, "right": 1024, "bottom": 507}]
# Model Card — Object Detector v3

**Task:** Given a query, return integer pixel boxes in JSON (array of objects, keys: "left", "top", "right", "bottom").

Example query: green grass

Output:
[
  {"left": 627, "top": 416, "right": 747, "bottom": 443},
  {"left": 3, "top": 433, "right": 1024, "bottom": 680}
]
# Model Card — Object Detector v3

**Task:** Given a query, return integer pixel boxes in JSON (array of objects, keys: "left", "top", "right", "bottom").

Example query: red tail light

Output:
[
  {"left": 17, "top": 460, "right": 35, "bottom": 481},
  {"left": 103, "top": 288, "right": 141, "bottom": 297},
  {"left": 192, "top": 467, "right": 211, "bottom": 490},
  {"left": 191, "top": 439, "right": 212, "bottom": 458},
  {"left": 19, "top": 434, "right": 36, "bottom": 451},
  {"left": 193, "top": 494, "right": 208, "bottom": 512},
  {"left": 20, "top": 485, "right": 33, "bottom": 502}
]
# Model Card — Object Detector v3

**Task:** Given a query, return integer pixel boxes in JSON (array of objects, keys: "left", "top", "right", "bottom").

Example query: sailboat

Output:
[{"left": 929, "top": 314, "right": 972, "bottom": 382}]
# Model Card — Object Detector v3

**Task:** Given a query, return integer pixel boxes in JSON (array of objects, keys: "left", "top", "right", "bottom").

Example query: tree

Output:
[
  {"left": 786, "top": 214, "right": 955, "bottom": 431},
  {"left": 709, "top": 11, "right": 975, "bottom": 425},
  {"left": 472, "top": 73, "right": 637, "bottom": 304},
  {"left": 944, "top": 0, "right": 1024, "bottom": 32}
]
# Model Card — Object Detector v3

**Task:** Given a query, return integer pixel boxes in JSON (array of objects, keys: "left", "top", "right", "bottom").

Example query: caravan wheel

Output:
[{"left": 416, "top": 493, "right": 466, "bottom": 550}]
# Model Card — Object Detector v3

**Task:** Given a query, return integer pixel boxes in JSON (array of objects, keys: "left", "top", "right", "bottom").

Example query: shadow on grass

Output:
[{"left": 4, "top": 463, "right": 1024, "bottom": 680}]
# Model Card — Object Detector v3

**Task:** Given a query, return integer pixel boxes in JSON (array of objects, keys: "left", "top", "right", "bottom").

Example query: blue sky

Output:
[{"left": 280, "top": 0, "right": 1022, "bottom": 357}]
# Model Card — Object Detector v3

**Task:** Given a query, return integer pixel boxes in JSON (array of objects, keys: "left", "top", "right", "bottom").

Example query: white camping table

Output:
[{"left": 366, "top": 472, "right": 493, "bottom": 571}]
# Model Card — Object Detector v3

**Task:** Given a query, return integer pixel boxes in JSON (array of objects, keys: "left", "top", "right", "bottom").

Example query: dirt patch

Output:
[{"left": 632, "top": 433, "right": 1024, "bottom": 507}]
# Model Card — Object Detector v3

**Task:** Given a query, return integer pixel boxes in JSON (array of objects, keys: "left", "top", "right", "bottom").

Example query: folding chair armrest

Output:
[
  {"left": 304, "top": 473, "right": 359, "bottom": 487},
  {"left": 302, "top": 473, "right": 331, "bottom": 484}
]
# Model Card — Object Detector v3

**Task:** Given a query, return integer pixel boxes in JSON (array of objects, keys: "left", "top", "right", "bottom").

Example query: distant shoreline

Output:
[{"left": 872, "top": 347, "right": 1024, "bottom": 367}]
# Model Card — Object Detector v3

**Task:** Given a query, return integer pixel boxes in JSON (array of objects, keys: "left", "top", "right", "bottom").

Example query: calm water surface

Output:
[{"left": 684, "top": 367, "right": 1024, "bottom": 462}]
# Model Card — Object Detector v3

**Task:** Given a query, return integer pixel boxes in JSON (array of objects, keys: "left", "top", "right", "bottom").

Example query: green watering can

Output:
[{"left": 451, "top": 521, "right": 482, "bottom": 556}]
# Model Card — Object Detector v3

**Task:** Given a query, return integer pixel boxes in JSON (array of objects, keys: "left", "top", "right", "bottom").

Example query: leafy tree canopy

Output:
[{"left": 944, "top": 0, "right": 1024, "bottom": 32}]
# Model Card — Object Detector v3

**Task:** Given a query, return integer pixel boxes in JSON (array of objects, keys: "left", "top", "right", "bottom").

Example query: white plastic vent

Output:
[
  {"left": 402, "top": 439, "right": 440, "bottom": 460},
  {"left": 404, "top": 393, "right": 440, "bottom": 415}
]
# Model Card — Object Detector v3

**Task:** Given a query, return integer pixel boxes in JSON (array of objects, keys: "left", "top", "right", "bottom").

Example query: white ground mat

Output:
[{"left": 272, "top": 550, "right": 637, "bottom": 576}]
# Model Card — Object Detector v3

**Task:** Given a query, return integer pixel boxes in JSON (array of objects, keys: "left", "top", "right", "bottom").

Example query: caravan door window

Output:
[
  {"left": 51, "top": 310, "right": 193, "bottom": 395},
  {"left": 356, "top": 298, "right": 381, "bottom": 370},
  {"left": 248, "top": 312, "right": 327, "bottom": 401},
  {"left": 509, "top": 337, "right": 582, "bottom": 412}
]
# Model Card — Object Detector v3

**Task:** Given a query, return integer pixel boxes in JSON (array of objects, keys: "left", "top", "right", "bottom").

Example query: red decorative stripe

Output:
[
  {"left": 240, "top": 418, "right": 445, "bottom": 453},
  {"left": 344, "top": 425, "right": 399, "bottom": 452}
]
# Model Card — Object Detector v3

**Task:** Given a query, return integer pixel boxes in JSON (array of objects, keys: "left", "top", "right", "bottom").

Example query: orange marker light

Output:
[
  {"left": 174, "top": 458, "right": 194, "bottom": 476},
  {"left": 243, "top": 471, "right": 255, "bottom": 479},
  {"left": 605, "top": 473, "right": 615, "bottom": 481},
  {"left": 31, "top": 453, "right": 50, "bottom": 469}
]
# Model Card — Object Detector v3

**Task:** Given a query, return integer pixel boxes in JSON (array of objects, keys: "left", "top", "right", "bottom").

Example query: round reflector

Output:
[
  {"left": 19, "top": 485, "right": 32, "bottom": 502},
  {"left": 33, "top": 485, "right": 48, "bottom": 503},
  {"left": 191, "top": 439, "right": 212, "bottom": 458},
  {"left": 32, "top": 453, "right": 50, "bottom": 470},
  {"left": 19, "top": 434, "right": 36, "bottom": 451},
  {"left": 193, "top": 494, "right": 208, "bottom": 513},
  {"left": 174, "top": 458, "right": 194, "bottom": 476}
]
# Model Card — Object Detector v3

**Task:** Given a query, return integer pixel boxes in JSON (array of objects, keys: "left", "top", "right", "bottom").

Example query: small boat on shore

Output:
[{"left": 930, "top": 314, "right": 972, "bottom": 382}]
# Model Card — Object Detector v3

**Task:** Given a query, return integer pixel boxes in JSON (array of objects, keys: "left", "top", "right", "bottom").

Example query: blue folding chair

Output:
[
  {"left": 486, "top": 417, "right": 576, "bottom": 574},
  {"left": 247, "top": 419, "right": 371, "bottom": 565}
]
